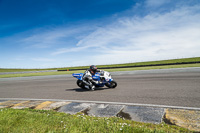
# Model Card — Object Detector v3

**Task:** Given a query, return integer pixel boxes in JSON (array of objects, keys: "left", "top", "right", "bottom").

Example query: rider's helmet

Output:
[{"left": 90, "top": 65, "right": 97, "bottom": 74}]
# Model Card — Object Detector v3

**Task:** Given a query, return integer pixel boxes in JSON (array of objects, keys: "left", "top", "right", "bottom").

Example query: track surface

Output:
[{"left": 0, "top": 68, "right": 200, "bottom": 108}]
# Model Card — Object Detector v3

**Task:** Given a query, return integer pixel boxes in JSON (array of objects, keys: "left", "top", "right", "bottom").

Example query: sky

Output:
[{"left": 0, "top": 0, "right": 200, "bottom": 68}]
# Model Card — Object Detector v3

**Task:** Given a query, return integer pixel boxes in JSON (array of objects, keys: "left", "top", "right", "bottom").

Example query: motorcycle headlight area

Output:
[{"left": 100, "top": 71, "right": 104, "bottom": 76}]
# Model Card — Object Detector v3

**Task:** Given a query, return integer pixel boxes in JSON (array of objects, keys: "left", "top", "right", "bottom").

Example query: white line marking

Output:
[{"left": 0, "top": 98, "right": 200, "bottom": 110}]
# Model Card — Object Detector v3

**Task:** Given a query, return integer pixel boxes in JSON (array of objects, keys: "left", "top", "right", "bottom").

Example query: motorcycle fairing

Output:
[
  {"left": 92, "top": 73, "right": 101, "bottom": 80},
  {"left": 72, "top": 73, "right": 83, "bottom": 80}
]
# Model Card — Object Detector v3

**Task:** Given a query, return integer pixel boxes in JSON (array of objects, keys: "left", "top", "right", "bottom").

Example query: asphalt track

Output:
[{"left": 0, "top": 67, "right": 200, "bottom": 108}]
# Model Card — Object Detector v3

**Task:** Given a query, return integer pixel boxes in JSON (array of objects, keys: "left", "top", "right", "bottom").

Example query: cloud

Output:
[
  {"left": 6, "top": 0, "right": 199, "bottom": 68},
  {"left": 52, "top": 3, "right": 200, "bottom": 65},
  {"left": 145, "top": 0, "right": 170, "bottom": 7},
  {"left": 32, "top": 58, "right": 55, "bottom": 62},
  {"left": 22, "top": 31, "right": 66, "bottom": 48},
  {"left": 52, "top": 45, "right": 91, "bottom": 55},
  {"left": 20, "top": 25, "right": 96, "bottom": 49}
]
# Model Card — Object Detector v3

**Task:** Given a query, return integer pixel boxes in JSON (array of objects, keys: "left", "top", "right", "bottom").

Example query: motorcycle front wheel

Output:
[{"left": 105, "top": 80, "right": 117, "bottom": 88}]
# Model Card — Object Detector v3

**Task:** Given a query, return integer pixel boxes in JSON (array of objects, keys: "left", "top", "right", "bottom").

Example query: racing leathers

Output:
[{"left": 82, "top": 69, "right": 102, "bottom": 90}]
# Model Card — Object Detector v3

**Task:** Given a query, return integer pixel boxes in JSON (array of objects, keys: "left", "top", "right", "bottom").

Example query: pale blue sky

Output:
[{"left": 0, "top": 0, "right": 200, "bottom": 68}]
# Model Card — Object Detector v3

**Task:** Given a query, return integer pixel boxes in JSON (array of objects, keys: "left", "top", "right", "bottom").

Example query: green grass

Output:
[
  {"left": 0, "top": 57, "right": 200, "bottom": 78},
  {"left": 1, "top": 57, "right": 200, "bottom": 72},
  {"left": 0, "top": 108, "right": 192, "bottom": 133},
  {"left": 104, "top": 63, "right": 200, "bottom": 72},
  {"left": 0, "top": 68, "right": 57, "bottom": 72},
  {"left": 58, "top": 57, "right": 200, "bottom": 70},
  {"left": 0, "top": 70, "right": 83, "bottom": 78},
  {"left": 0, "top": 63, "right": 200, "bottom": 78}
]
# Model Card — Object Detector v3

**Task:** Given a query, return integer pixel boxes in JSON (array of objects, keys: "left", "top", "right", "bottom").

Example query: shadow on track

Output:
[{"left": 65, "top": 87, "right": 109, "bottom": 92}]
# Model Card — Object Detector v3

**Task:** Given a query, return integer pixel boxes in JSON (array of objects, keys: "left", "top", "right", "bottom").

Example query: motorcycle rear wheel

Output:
[
  {"left": 77, "top": 80, "right": 82, "bottom": 87},
  {"left": 77, "top": 80, "right": 87, "bottom": 89}
]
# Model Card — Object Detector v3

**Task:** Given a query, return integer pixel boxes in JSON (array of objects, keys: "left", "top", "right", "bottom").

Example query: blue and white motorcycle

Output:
[{"left": 72, "top": 71, "right": 117, "bottom": 90}]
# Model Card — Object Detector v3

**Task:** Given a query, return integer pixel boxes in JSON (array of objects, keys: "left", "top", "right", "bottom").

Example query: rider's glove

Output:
[
  {"left": 98, "top": 81, "right": 102, "bottom": 84},
  {"left": 93, "top": 80, "right": 102, "bottom": 84}
]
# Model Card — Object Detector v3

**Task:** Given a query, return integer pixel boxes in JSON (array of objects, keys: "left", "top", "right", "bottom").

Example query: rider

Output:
[{"left": 82, "top": 65, "right": 102, "bottom": 90}]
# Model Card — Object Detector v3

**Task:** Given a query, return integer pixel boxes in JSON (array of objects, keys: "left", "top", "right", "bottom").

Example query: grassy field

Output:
[
  {"left": 0, "top": 57, "right": 200, "bottom": 78},
  {"left": 0, "top": 57, "right": 200, "bottom": 72},
  {"left": 58, "top": 57, "right": 200, "bottom": 70},
  {"left": 0, "top": 68, "right": 57, "bottom": 72},
  {"left": 0, "top": 63, "right": 200, "bottom": 78},
  {"left": 0, "top": 108, "right": 192, "bottom": 133}
]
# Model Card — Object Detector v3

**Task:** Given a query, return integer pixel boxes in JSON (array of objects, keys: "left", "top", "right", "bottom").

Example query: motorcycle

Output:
[{"left": 72, "top": 71, "right": 117, "bottom": 90}]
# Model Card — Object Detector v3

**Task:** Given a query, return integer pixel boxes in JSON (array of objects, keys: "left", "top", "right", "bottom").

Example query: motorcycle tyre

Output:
[
  {"left": 77, "top": 80, "right": 82, "bottom": 87},
  {"left": 105, "top": 80, "right": 117, "bottom": 88},
  {"left": 77, "top": 80, "right": 87, "bottom": 89}
]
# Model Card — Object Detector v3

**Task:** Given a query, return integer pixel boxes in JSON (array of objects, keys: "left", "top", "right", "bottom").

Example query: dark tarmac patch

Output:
[
  {"left": 119, "top": 106, "right": 165, "bottom": 124},
  {"left": 58, "top": 102, "right": 94, "bottom": 114},
  {"left": 86, "top": 104, "right": 124, "bottom": 117}
]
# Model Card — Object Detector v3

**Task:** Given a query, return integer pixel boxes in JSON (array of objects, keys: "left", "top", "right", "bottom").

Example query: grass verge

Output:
[
  {"left": 0, "top": 63, "right": 200, "bottom": 78},
  {"left": 59, "top": 57, "right": 200, "bottom": 70},
  {"left": 1, "top": 57, "right": 200, "bottom": 72},
  {"left": 0, "top": 108, "right": 192, "bottom": 133}
]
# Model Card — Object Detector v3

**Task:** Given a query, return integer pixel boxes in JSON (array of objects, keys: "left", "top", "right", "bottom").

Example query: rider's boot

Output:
[
  {"left": 84, "top": 85, "right": 90, "bottom": 89},
  {"left": 90, "top": 84, "right": 95, "bottom": 91}
]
